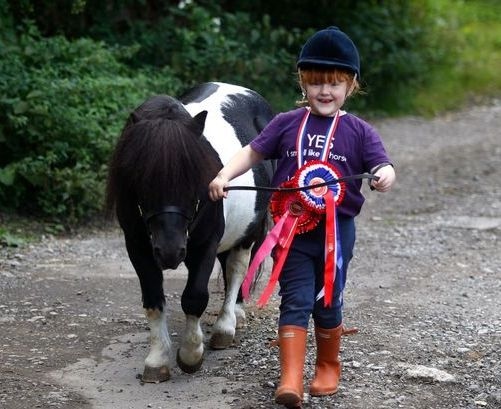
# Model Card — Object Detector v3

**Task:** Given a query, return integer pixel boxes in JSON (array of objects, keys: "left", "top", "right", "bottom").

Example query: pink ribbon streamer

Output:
[
  {"left": 241, "top": 210, "right": 300, "bottom": 307},
  {"left": 256, "top": 214, "right": 298, "bottom": 307},
  {"left": 241, "top": 211, "right": 290, "bottom": 300},
  {"left": 242, "top": 191, "right": 339, "bottom": 308}
]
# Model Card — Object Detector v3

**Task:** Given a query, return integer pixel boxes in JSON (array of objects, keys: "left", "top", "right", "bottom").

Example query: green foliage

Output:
[
  {"left": 74, "top": 1, "right": 435, "bottom": 112},
  {"left": 0, "top": 24, "right": 181, "bottom": 223},
  {"left": 0, "top": 227, "right": 26, "bottom": 247},
  {"left": 3, "top": 1, "right": 439, "bottom": 114},
  {"left": 336, "top": 1, "right": 435, "bottom": 114},
  {"left": 165, "top": 7, "right": 302, "bottom": 110},
  {"left": 80, "top": 2, "right": 303, "bottom": 110},
  {"left": 1, "top": 0, "right": 499, "bottom": 224},
  {"left": 413, "top": 0, "right": 501, "bottom": 115}
]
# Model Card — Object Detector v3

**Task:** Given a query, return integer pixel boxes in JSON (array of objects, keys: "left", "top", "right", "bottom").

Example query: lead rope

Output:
[{"left": 223, "top": 173, "right": 378, "bottom": 193}]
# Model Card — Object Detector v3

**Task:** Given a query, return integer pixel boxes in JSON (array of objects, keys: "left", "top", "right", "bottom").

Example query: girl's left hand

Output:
[{"left": 371, "top": 165, "right": 396, "bottom": 192}]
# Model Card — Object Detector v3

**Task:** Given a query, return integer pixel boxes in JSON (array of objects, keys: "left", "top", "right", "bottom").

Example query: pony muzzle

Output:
[{"left": 153, "top": 244, "right": 186, "bottom": 270}]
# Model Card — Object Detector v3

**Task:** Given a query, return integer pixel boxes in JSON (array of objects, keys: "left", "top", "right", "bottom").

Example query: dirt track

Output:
[{"left": 1, "top": 101, "right": 500, "bottom": 408}]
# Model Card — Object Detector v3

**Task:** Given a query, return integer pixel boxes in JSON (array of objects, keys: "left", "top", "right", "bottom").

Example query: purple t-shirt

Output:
[{"left": 250, "top": 107, "right": 391, "bottom": 217}]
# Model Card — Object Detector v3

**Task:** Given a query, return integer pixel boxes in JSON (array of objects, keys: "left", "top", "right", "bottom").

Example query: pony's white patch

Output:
[
  {"left": 144, "top": 308, "right": 171, "bottom": 369},
  {"left": 184, "top": 83, "right": 259, "bottom": 252},
  {"left": 219, "top": 187, "right": 257, "bottom": 251},
  {"left": 211, "top": 246, "right": 250, "bottom": 338},
  {"left": 177, "top": 314, "right": 204, "bottom": 366}
]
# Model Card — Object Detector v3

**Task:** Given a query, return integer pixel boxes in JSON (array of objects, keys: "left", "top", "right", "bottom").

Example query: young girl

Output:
[{"left": 209, "top": 26, "right": 395, "bottom": 408}]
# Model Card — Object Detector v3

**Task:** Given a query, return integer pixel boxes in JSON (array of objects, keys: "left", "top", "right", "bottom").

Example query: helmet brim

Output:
[{"left": 297, "top": 59, "right": 359, "bottom": 77}]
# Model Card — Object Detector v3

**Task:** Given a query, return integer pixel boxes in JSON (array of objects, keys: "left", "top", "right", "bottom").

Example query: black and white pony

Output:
[{"left": 105, "top": 82, "right": 274, "bottom": 382}]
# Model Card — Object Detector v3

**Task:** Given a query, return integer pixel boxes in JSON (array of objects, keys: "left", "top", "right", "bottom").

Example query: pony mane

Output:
[{"left": 105, "top": 95, "right": 221, "bottom": 216}]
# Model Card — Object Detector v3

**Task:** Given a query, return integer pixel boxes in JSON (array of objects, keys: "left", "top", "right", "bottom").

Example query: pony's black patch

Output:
[{"left": 179, "top": 82, "right": 220, "bottom": 104}]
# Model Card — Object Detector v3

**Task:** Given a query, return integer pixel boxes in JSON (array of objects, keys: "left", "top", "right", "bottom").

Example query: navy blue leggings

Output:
[{"left": 278, "top": 215, "right": 356, "bottom": 329}]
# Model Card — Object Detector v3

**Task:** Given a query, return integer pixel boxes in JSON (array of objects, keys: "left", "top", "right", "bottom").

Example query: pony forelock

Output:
[{"left": 106, "top": 102, "right": 221, "bottom": 214}]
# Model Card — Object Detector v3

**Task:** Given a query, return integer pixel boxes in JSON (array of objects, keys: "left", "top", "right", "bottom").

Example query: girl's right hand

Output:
[{"left": 208, "top": 174, "right": 229, "bottom": 201}]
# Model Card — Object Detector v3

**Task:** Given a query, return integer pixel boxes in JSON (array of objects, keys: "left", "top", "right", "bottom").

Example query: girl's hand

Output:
[
  {"left": 371, "top": 164, "right": 396, "bottom": 192},
  {"left": 208, "top": 173, "right": 229, "bottom": 201},
  {"left": 207, "top": 145, "right": 265, "bottom": 201}
]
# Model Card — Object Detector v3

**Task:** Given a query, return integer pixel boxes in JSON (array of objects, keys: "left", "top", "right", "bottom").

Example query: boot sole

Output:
[
  {"left": 309, "top": 386, "right": 338, "bottom": 397},
  {"left": 275, "top": 390, "right": 302, "bottom": 408}
]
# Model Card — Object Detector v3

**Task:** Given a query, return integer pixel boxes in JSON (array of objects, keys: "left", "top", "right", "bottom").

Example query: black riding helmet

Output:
[{"left": 297, "top": 26, "right": 360, "bottom": 79}]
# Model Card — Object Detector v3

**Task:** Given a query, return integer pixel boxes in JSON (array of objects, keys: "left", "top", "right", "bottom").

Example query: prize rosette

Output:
[
  {"left": 269, "top": 161, "right": 345, "bottom": 234},
  {"left": 245, "top": 161, "right": 345, "bottom": 308},
  {"left": 296, "top": 160, "right": 345, "bottom": 212},
  {"left": 270, "top": 180, "right": 321, "bottom": 234}
]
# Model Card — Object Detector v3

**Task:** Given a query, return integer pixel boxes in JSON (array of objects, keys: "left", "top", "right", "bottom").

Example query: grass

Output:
[{"left": 413, "top": 0, "right": 501, "bottom": 115}]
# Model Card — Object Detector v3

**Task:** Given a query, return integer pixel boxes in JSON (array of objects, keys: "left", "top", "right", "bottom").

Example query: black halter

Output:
[
  {"left": 139, "top": 200, "right": 205, "bottom": 237},
  {"left": 141, "top": 205, "right": 196, "bottom": 224}
]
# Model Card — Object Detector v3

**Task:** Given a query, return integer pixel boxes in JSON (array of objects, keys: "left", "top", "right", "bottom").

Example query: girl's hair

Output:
[{"left": 296, "top": 68, "right": 360, "bottom": 106}]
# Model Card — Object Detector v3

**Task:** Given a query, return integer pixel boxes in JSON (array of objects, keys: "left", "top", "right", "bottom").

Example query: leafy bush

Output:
[
  {"left": 82, "top": 2, "right": 304, "bottom": 110},
  {"left": 412, "top": 0, "right": 501, "bottom": 115},
  {"left": 2, "top": 0, "right": 498, "bottom": 224},
  {"left": 3, "top": 1, "right": 441, "bottom": 114},
  {"left": 0, "top": 24, "right": 181, "bottom": 223},
  {"left": 211, "top": 0, "right": 437, "bottom": 114},
  {"left": 80, "top": 1, "right": 434, "bottom": 113}
]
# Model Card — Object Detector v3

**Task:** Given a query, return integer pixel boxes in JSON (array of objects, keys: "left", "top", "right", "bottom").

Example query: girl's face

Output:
[{"left": 304, "top": 80, "right": 352, "bottom": 117}]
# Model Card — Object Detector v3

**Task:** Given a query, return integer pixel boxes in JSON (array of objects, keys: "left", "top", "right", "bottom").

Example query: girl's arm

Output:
[{"left": 208, "top": 145, "right": 264, "bottom": 201}]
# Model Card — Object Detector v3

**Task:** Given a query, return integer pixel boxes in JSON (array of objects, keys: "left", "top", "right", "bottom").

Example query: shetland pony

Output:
[{"left": 105, "top": 82, "right": 274, "bottom": 382}]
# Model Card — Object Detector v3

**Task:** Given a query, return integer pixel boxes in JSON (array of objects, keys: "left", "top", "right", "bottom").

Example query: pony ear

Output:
[
  {"left": 191, "top": 110, "right": 208, "bottom": 136},
  {"left": 130, "top": 112, "right": 140, "bottom": 123}
]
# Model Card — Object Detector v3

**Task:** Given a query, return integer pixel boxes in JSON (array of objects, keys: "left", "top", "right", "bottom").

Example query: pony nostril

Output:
[{"left": 152, "top": 245, "right": 186, "bottom": 270}]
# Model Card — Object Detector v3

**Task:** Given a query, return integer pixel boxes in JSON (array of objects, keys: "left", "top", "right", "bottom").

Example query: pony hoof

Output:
[
  {"left": 209, "top": 332, "right": 234, "bottom": 350},
  {"left": 141, "top": 365, "right": 170, "bottom": 383},
  {"left": 176, "top": 349, "right": 203, "bottom": 374}
]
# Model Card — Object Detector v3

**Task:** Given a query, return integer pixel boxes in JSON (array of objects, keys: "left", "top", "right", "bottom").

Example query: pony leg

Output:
[
  {"left": 176, "top": 244, "right": 217, "bottom": 373},
  {"left": 142, "top": 308, "right": 172, "bottom": 383},
  {"left": 210, "top": 246, "right": 251, "bottom": 349},
  {"left": 176, "top": 314, "right": 205, "bottom": 373},
  {"left": 122, "top": 227, "right": 171, "bottom": 383}
]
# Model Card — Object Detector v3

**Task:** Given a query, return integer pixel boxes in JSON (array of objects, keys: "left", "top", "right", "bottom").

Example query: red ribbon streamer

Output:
[
  {"left": 323, "top": 190, "right": 336, "bottom": 307},
  {"left": 242, "top": 191, "right": 338, "bottom": 308},
  {"left": 242, "top": 161, "right": 344, "bottom": 308}
]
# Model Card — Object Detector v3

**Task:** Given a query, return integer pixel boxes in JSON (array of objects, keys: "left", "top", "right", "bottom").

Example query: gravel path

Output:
[{"left": 1, "top": 102, "right": 500, "bottom": 409}]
